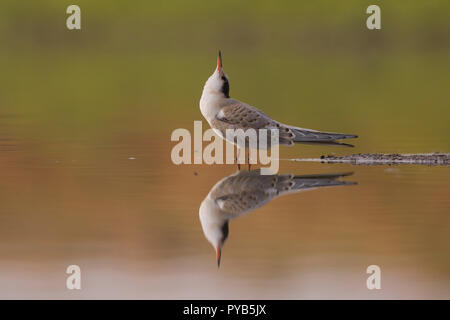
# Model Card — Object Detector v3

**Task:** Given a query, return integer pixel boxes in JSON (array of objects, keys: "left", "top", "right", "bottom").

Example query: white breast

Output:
[{"left": 200, "top": 92, "right": 224, "bottom": 124}]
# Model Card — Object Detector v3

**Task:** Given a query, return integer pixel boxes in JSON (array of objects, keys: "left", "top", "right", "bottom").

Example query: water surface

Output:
[
  {"left": 0, "top": 0, "right": 449, "bottom": 299},
  {"left": 0, "top": 121, "right": 448, "bottom": 299}
]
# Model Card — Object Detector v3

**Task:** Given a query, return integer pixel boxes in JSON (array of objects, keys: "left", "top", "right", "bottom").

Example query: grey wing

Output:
[
  {"left": 288, "top": 172, "right": 356, "bottom": 193},
  {"left": 214, "top": 191, "right": 270, "bottom": 217},
  {"left": 212, "top": 100, "right": 295, "bottom": 146},
  {"left": 210, "top": 170, "right": 356, "bottom": 216},
  {"left": 210, "top": 170, "right": 296, "bottom": 217},
  {"left": 288, "top": 125, "right": 358, "bottom": 147}
]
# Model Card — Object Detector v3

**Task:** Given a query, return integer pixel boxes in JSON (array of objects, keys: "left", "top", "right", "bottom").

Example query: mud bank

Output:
[{"left": 292, "top": 153, "right": 450, "bottom": 166}]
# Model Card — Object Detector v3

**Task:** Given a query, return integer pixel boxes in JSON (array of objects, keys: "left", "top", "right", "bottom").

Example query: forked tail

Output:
[{"left": 289, "top": 127, "right": 358, "bottom": 147}]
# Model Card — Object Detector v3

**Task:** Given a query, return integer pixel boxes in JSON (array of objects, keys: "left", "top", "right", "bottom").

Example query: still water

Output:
[
  {"left": 0, "top": 116, "right": 449, "bottom": 299},
  {"left": 1, "top": 0, "right": 450, "bottom": 300}
]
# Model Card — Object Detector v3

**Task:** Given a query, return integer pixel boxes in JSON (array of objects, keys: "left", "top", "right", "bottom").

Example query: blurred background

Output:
[{"left": 0, "top": 1, "right": 449, "bottom": 298}]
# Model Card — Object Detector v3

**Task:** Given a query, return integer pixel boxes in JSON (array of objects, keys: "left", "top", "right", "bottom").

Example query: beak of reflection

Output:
[{"left": 216, "top": 247, "right": 221, "bottom": 268}]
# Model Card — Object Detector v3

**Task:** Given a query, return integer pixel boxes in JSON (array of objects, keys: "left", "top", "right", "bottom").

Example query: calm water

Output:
[
  {"left": 1, "top": 0, "right": 450, "bottom": 300},
  {"left": 0, "top": 116, "right": 449, "bottom": 299}
]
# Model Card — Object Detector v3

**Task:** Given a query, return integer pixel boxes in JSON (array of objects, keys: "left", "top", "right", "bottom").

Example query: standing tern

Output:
[{"left": 199, "top": 51, "right": 358, "bottom": 167}]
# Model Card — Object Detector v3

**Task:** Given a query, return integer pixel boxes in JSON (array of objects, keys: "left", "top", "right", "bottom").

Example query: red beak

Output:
[
  {"left": 217, "top": 50, "right": 222, "bottom": 72},
  {"left": 216, "top": 247, "right": 221, "bottom": 268}
]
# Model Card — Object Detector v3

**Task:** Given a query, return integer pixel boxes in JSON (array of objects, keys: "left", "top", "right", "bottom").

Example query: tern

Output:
[
  {"left": 199, "top": 51, "right": 358, "bottom": 168},
  {"left": 199, "top": 170, "right": 356, "bottom": 267}
]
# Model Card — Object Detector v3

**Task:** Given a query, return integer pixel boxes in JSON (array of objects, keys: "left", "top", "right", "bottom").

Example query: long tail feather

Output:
[
  {"left": 296, "top": 140, "right": 355, "bottom": 147},
  {"left": 289, "top": 127, "right": 358, "bottom": 147},
  {"left": 290, "top": 172, "right": 356, "bottom": 191}
]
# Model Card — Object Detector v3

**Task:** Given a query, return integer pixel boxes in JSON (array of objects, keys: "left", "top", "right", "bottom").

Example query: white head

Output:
[
  {"left": 199, "top": 197, "right": 229, "bottom": 267},
  {"left": 202, "top": 51, "right": 230, "bottom": 99}
]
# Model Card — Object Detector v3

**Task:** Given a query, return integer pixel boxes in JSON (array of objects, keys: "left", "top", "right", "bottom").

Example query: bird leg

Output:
[
  {"left": 247, "top": 149, "right": 251, "bottom": 170},
  {"left": 236, "top": 147, "right": 241, "bottom": 170}
]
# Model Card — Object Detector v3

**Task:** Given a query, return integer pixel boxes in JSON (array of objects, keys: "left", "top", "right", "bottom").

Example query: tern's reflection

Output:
[{"left": 199, "top": 169, "right": 356, "bottom": 267}]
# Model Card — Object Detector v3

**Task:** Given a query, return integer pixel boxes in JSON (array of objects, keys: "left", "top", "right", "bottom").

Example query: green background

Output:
[{"left": 0, "top": 1, "right": 449, "bottom": 152}]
